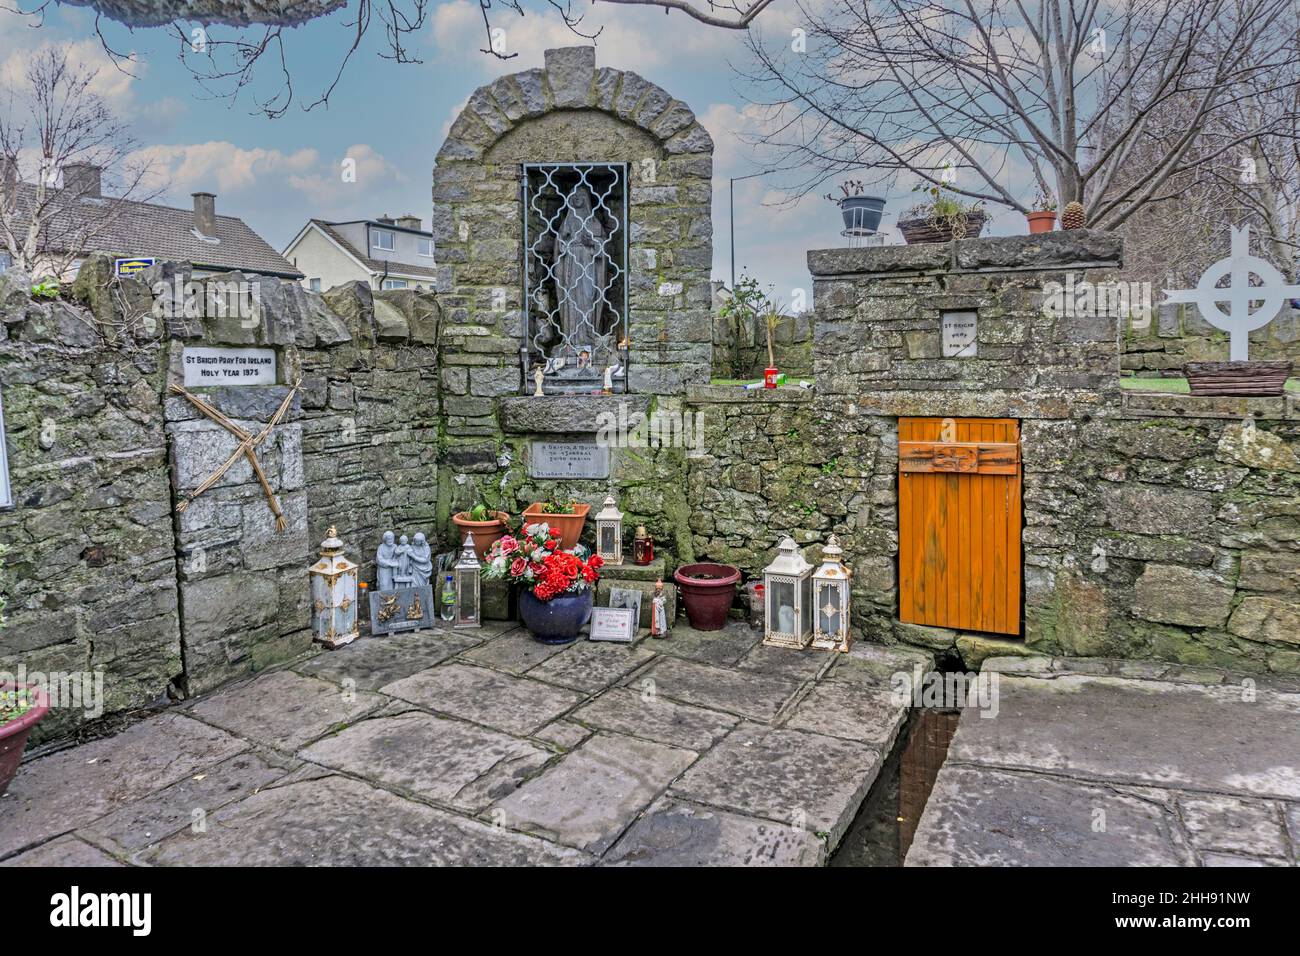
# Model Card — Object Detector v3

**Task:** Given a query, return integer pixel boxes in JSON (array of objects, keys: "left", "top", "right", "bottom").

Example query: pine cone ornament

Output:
[{"left": 1060, "top": 201, "right": 1086, "bottom": 230}]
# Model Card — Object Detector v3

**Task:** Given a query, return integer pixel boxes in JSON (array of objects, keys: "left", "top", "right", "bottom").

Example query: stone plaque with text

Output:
[
  {"left": 530, "top": 441, "right": 610, "bottom": 479},
  {"left": 183, "top": 347, "right": 277, "bottom": 386},
  {"left": 942, "top": 312, "right": 978, "bottom": 358}
]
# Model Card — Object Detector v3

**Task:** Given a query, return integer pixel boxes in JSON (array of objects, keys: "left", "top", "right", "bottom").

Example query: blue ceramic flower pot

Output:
[{"left": 519, "top": 589, "right": 593, "bottom": 645}]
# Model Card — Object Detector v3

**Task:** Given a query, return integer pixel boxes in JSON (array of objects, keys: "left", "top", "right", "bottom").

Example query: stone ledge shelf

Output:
[
  {"left": 684, "top": 384, "right": 814, "bottom": 404},
  {"left": 808, "top": 230, "right": 1123, "bottom": 278},
  {"left": 1121, "top": 388, "right": 1299, "bottom": 421},
  {"left": 500, "top": 394, "right": 651, "bottom": 434}
]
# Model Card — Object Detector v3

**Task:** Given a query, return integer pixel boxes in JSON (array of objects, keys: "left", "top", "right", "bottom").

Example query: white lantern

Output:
[
  {"left": 309, "top": 527, "right": 359, "bottom": 648},
  {"left": 762, "top": 536, "right": 813, "bottom": 649},
  {"left": 811, "top": 534, "right": 852, "bottom": 652},
  {"left": 595, "top": 494, "right": 624, "bottom": 565},
  {"left": 453, "top": 533, "right": 482, "bottom": 629}
]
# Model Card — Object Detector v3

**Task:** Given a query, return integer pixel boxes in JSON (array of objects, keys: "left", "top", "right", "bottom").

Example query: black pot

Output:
[{"left": 840, "top": 195, "right": 886, "bottom": 233}]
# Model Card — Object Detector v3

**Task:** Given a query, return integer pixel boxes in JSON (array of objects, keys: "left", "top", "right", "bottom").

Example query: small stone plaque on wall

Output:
[
  {"left": 942, "top": 311, "right": 978, "bottom": 358},
  {"left": 183, "top": 346, "right": 277, "bottom": 386},
  {"left": 530, "top": 441, "right": 610, "bottom": 479}
]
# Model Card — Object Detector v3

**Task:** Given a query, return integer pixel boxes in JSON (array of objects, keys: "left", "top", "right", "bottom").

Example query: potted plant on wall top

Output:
[
  {"left": 1026, "top": 189, "right": 1057, "bottom": 234},
  {"left": 482, "top": 524, "right": 603, "bottom": 644},
  {"left": 825, "top": 180, "right": 886, "bottom": 234},
  {"left": 521, "top": 498, "right": 590, "bottom": 550},
  {"left": 898, "top": 183, "right": 987, "bottom": 243}
]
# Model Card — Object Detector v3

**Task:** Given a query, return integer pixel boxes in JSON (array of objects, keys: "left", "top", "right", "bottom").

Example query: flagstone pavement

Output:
[{"left": 0, "top": 622, "right": 930, "bottom": 866}]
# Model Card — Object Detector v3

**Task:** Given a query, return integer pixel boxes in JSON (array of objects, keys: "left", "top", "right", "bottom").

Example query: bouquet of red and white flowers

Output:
[{"left": 482, "top": 521, "right": 604, "bottom": 601}]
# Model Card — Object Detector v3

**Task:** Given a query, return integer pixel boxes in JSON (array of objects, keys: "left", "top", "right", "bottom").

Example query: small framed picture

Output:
[
  {"left": 608, "top": 587, "right": 643, "bottom": 629},
  {"left": 574, "top": 345, "right": 593, "bottom": 370},
  {"left": 589, "top": 606, "right": 636, "bottom": 643}
]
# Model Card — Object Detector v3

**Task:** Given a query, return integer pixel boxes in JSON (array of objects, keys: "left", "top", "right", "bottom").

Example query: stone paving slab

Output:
[
  {"left": 81, "top": 750, "right": 296, "bottom": 853},
  {"left": 652, "top": 623, "right": 761, "bottom": 667},
  {"left": 457, "top": 628, "right": 569, "bottom": 674},
  {"left": 299, "top": 711, "right": 553, "bottom": 811},
  {"left": 736, "top": 642, "right": 834, "bottom": 682},
  {"left": 382, "top": 662, "right": 584, "bottom": 736},
  {"left": 491, "top": 732, "right": 696, "bottom": 854},
  {"left": 571, "top": 686, "right": 739, "bottom": 751},
  {"left": 0, "top": 712, "right": 247, "bottom": 858},
  {"left": 186, "top": 670, "right": 385, "bottom": 751},
  {"left": 603, "top": 797, "right": 824, "bottom": 867},
  {"left": 1176, "top": 794, "right": 1293, "bottom": 858},
  {"left": 784, "top": 682, "right": 906, "bottom": 748},
  {"left": 947, "top": 674, "right": 1300, "bottom": 799},
  {"left": 906, "top": 766, "right": 1195, "bottom": 866},
  {"left": 1, "top": 834, "right": 124, "bottom": 867},
  {"left": 526, "top": 639, "right": 656, "bottom": 694},
  {"left": 140, "top": 775, "right": 591, "bottom": 866},
  {"left": 632, "top": 656, "right": 803, "bottom": 722},
  {"left": 825, "top": 643, "right": 934, "bottom": 688},
  {"left": 295, "top": 629, "right": 485, "bottom": 690},
  {"left": 669, "top": 722, "right": 883, "bottom": 847},
  {"left": 533, "top": 719, "right": 593, "bottom": 751}
]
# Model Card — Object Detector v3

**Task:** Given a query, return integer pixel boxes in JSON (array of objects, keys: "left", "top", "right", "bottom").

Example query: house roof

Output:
[
  {"left": 5, "top": 182, "right": 302, "bottom": 278},
  {"left": 294, "top": 219, "right": 439, "bottom": 281}
]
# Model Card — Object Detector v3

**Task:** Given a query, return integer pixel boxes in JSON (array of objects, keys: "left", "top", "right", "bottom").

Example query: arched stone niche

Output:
[{"left": 433, "top": 46, "right": 714, "bottom": 434}]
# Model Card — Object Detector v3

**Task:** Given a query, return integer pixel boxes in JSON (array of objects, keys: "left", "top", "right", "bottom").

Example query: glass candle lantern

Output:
[
  {"left": 595, "top": 494, "right": 624, "bottom": 565},
  {"left": 309, "top": 527, "right": 359, "bottom": 648},
  {"left": 811, "top": 534, "right": 852, "bottom": 652},
  {"left": 762, "top": 536, "right": 813, "bottom": 649},
  {"left": 453, "top": 533, "right": 482, "bottom": 629}
]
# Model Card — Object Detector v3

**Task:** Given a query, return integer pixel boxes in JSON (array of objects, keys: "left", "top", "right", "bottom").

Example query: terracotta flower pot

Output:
[
  {"left": 673, "top": 562, "right": 741, "bottom": 631},
  {"left": 452, "top": 510, "right": 510, "bottom": 561},
  {"left": 0, "top": 683, "right": 50, "bottom": 797},
  {"left": 1026, "top": 211, "right": 1057, "bottom": 234},
  {"left": 519, "top": 589, "right": 593, "bottom": 645},
  {"left": 521, "top": 502, "right": 590, "bottom": 551}
]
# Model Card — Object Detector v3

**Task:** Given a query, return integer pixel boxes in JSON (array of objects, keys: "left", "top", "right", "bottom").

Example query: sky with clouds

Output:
[{"left": 0, "top": 1, "right": 1029, "bottom": 306}]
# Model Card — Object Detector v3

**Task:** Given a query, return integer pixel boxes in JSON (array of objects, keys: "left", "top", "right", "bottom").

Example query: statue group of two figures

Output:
[
  {"left": 375, "top": 531, "right": 434, "bottom": 590},
  {"left": 528, "top": 176, "right": 627, "bottom": 393}
]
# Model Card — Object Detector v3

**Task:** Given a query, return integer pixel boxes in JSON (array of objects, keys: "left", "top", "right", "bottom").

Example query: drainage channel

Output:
[{"left": 829, "top": 707, "right": 960, "bottom": 866}]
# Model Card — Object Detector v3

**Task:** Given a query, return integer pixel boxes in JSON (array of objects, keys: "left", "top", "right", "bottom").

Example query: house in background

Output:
[
  {"left": 282, "top": 215, "right": 437, "bottom": 293},
  {"left": 0, "top": 159, "right": 301, "bottom": 281}
]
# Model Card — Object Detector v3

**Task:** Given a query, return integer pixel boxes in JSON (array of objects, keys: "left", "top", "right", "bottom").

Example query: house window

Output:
[
  {"left": 309, "top": 278, "right": 321, "bottom": 292},
  {"left": 372, "top": 228, "right": 395, "bottom": 252},
  {"left": 418, "top": 238, "right": 434, "bottom": 257},
  {"left": 381, "top": 279, "right": 407, "bottom": 290}
]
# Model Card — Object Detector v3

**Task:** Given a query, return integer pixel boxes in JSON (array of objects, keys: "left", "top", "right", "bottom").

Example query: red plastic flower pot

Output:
[
  {"left": 673, "top": 562, "right": 741, "bottom": 631},
  {"left": 0, "top": 683, "right": 50, "bottom": 797}
]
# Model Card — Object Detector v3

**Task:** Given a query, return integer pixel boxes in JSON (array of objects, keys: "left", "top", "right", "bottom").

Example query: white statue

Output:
[
  {"left": 650, "top": 579, "right": 668, "bottom": 638},
  {"left": 533, "top": 366, "right": 545, "bottom": 397},
  {"left": 376, "top": 531, "right": 401, "bottom": 591},
  {"left": 407, "top": 532, "right": 433, "bottom": 588},
  {"left": 394, "top": 534, "right": 412, "bottom": 587}
]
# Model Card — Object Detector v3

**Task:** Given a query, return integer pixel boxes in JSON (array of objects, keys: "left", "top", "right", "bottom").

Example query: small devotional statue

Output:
[
  {"left": 376, "top": 531, "right": 401, "bottom": 591},
  {"left": 407, "top": 532, "right": 433, "bottom": 588},
  {"left": 650, "top": 578, "right": 669, "bottom": 638}
]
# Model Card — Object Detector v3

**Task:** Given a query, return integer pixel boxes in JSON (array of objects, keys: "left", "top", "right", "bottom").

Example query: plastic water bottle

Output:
[{"left": 440, "top": 575, "right": 456, "bottom": 622}]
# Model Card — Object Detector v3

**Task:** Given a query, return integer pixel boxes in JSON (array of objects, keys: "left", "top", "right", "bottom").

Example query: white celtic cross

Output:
[{"left": 1162, "top": 225, "right": 1300, "bottom": 362}]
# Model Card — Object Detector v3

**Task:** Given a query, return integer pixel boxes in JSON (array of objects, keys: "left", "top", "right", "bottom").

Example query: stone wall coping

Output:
[
  {"left": 845, "top": 388, "right": 1115, "bottom": 420},
  {"left": 808, "top": 230, "right": 1123, "bottom": 279},
  {"left": 500, "top": 394, "right": 652, "bottom": 434},
  {"left": 1120, "top": 388, "right": 1299, "bottom": 421},
  {"left": 684, "top": 384, "right": 815, "bottom": 404}
]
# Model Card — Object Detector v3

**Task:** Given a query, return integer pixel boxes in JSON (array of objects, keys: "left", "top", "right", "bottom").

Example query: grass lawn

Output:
[{"left": 1121, "top": 376, "right": 1300, "bottom": 393}]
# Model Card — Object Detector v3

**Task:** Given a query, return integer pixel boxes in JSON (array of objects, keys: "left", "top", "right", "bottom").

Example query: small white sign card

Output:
[
  {"left": 183, "top": 346, "right": 277, "bottom": 387},
  {"left": 608, "top": 587, "right": 644, "bottom": 629},
  {"left": 589, "top": 606, "right": 636, "bottom": 643}
]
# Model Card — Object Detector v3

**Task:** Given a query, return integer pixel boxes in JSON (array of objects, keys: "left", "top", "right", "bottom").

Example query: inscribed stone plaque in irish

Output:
[{"left": 530, "top": 442, "right": 610, "bottom": 479}]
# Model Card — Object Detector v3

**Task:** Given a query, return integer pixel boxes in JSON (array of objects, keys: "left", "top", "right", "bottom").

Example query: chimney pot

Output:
[
  {"left": 63, "top": 162, "right": 102, "bottom": 199},
  {"left": 192, "top": 192, "right": 217, "bottom": 238},
  {"left": 395, "top": 214, "right": 422, "bottom": 230}
]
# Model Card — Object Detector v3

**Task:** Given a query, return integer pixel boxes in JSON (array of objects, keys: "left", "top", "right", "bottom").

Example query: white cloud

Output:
[
  {"left": 288, "top": 143, "right": 404, "bottom": 203},
  {"left": 130, "top": 141, "right": 320, "bottom": 198},
  {"left": 0, "top": 38, "right": 143, "bottom": 115}
]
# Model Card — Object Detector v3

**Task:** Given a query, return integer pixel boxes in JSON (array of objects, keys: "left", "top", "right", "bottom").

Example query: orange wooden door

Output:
[{"left": 898, "top": 418, "right": 1022, "bottom": 636}]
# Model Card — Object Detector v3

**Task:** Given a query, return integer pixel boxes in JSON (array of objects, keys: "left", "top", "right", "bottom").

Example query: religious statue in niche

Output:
[{"left": 524, "top": 164, "right": 629, "bottom": 394}]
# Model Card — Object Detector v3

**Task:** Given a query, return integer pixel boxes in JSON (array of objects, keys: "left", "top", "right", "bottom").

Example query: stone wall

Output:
[
  {"left": 711, "top": 310, "right": 815, "bottom": 381},
  {"left": 1122, "top": 301, "right": 1300, "bottom": 376},
  {"left": 0, "top": 257, "right": 444, "bottom": 740},
  {"left": 0, "top": 266, "right": 181, "bottom": 742}
]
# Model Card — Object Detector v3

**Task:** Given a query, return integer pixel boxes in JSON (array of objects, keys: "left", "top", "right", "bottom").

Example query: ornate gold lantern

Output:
[
  {"left": 811, "top": 534, "right": 852, "bottom": 652},
  {"left": 309, "top": 527, "right": 359, "bottom": 648},
  {"left": 762, "top": 536, "right": 813, "bottom": 649},
  {"left": 595, "top": 494, "right": 624, "bottom": 565},
  {"left": 453, "top": 533, "right": 482, "bottom": 629}
]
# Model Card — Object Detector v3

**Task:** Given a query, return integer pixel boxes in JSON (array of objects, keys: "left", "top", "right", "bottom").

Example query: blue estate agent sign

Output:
[{"left": 114, "top": 257, "right": 155, "bottom": 277}]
